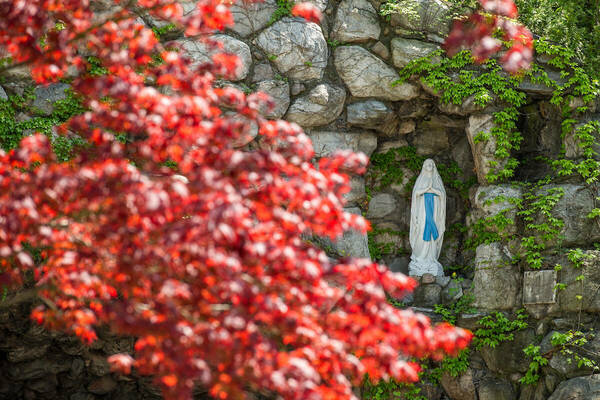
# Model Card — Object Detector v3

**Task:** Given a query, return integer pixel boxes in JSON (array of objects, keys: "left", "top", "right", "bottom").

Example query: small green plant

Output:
[
  {"left": 269, "top": 0, "right": 293, "bottom": 24},
  {"left": 327, "top": 39, "right": 341, "bottom": 49},
  {"left": 367, "top": 225, "right": 407, "bottom": 261},
  {"left": 520, "top": 344, "right": 549, "bottom": 384},
  {"left": 473, "top": 310, "right": 528, "bottom": 349},
  {"left": 438, "top": 349, "right": 470, "bottom": 377},
  {"left": 303, "top": 61, "right": 312, "bottom": 67},
  {"left": 151, "top": 23, "right": 178, "bottom": 40},
  {"left": 267, "top": 54, "right": 278, "bottom": 61},
  {"left": 551, "top": 330, "right": 599, "bottom": 371},
  {"left": 362, "top": 376, "right": 427, "bottom": 400}
]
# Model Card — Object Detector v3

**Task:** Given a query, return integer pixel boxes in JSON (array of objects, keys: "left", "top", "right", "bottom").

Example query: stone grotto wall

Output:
[{"left": 2, "top": 0, "right": 600, "bottom": 399}]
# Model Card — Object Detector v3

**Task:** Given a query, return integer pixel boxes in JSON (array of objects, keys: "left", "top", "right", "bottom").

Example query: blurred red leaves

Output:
[
  {"left": 444, "top": 0, "right": 533, "bottom": 73},
  {"left": 291, "top": 2, "right": 323, "bottom": 23},
  {"left": 0, "top": 0, "right": 472, "bottom": 399}
]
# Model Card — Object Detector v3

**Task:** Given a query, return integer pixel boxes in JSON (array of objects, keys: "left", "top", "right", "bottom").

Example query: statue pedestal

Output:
[{"left": 408, "top": 258, "right": 444, "bottom": 277}]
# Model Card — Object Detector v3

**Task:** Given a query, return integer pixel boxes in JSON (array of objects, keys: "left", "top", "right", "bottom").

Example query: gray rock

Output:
[
  {"left": 533, "top": 185, "right": 600, "bottom": 247},
  {"left": 557, "top": 250, "right": 600, "bottom": 313},
  {"left": 389, "top": 256, "right": 410, "bottom": 274},
  {"left": 472, "top": 243, "right": 520, "bottom": 310},
  {"left": 0, "top": 86, "right": 7, "bottom": 100},
  {"left": 331, "top": 0, "right": 381, "bottom": 43},
  {"left": 469, "top": 185, "right": 522, "bottom": 236},
  {"left": 301, "top": 0, "right": 328, "bottom": 12},
  {"left": 519, "top": 381, "right": 551, "bottom": 400},
  {"left": 229, "top": 0, "right": 278, "bottom": 37},
  {"left": 548, "top": 374, "right": 600, "bottom": 400},
  {"left": 255, "top": 80, "right": 290, "bottom": 119},
  {"left": 451, "top": 136, "right": 476, "bottom": 179},
  {"left": 366, "top": 193, "right": 397, "bottom": 219},
  {"left": 285, "top": 84, "right": 346, "bottom": 127},
  {"left": 32, "top": 83, "right": 70, "bottom": 115},
  {"left": 252, "top": 62, "right": 275, "bottom": 82},
  {"left": 436, "top": 275, "right": 451, "bottom": 287},
  {"left": 334, "top": 46, "right": 419, "bottom": 101},
  {"left": 480, "top": 329, "right": 535, "bottom": 374},
  {"left": 389, "top": 0, "right": 451, "bottom": 36},
  {"left": 466, "top": 113, "right": 508, "bottom": 184},
  {"left": 391, "top": 38, "right": 439, "bottom": 68},
  {"left": 320, "top": 207, "right": 370, "bottom": 259},
  {"left": 440, "top": 369, "right": 477, "bottom": 400},
  {"left": 563, "top": 120, "right": 600, "bottom": 159},
  {"left": 442, "top": 280, "right": 463, "bottom": 303},
  {"left": 371, "top": 41, "right": 390, "bottom": 59},
  {"left": 344, "top": 176, "right": 366, "bottom": 206},
  {"left": 439, "top": 235, "right": 460, "bottom": 266},
  {"left": 308, "top": 130, "right": 377, "bottom": 158},
  {"left": 255, "top": 18, "right": 328, "bottom": 81},
  {"left": 519, "top": 69, "right": 566, "bottom": 96},
  {"left": 523, "top": 270, "right": 557, "bottom": 305},
  {"left": 347, "top": 100, "right": 399, "bottom": 135},
  {"left": 413, "top": 283, "right": 442, "bottom": 306},
  {"left": 478, "top": 377, "right": 516, "bottom": 400},
  {"left": 181, "top": 35, "right": 252, "bottom": 81},
  {"left": 291, "top": 82, "right": 306, "bottom": 95},
  {"left": 413, "top": 127, "right": 449, "bottom": 155},
  {"left": 439, "top": 93, "right": 492, "bottom": 115}
]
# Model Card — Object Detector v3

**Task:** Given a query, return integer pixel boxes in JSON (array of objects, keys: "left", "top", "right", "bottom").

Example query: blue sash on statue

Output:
[{"left": 423, "top": 192, "right": 439, "bottom": 241}]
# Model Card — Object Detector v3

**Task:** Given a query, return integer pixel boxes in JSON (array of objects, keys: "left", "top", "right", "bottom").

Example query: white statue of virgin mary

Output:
[{"left": 409, "top": 159, "right": 446, "bottom": 277}]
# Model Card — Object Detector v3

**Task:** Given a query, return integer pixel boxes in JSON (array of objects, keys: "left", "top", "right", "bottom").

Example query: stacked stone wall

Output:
[{"left": 2, "top": 0, "right": 600, "bottom": 398}]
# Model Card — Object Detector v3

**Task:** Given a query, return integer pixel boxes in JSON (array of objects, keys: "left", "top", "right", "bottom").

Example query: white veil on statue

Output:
[{"left": 409, "top": 159, "right": 446, "bottom": 276}]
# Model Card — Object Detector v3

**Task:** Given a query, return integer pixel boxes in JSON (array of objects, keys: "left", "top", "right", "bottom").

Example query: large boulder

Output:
[
  {"left": 391, "top": 38, "right": 439, "bottom": 68},
  {"left": 440, "top": 369, "right": 477, "bottom": 400},
  {"left": 466, "top": 113, "right": 508, "bottom": 184},
  {"left": 344, "top": 176, "right": 367, "bottom": 206},
  {"left": 412, "top": 126, "right": 449, "bottom": 155},
  {"left": 477, "top": 377, "right": 516, "bottom": 400},
  {"left": 389, "top": 0, "right": 451, "bottom": 36},
  {"left": 472, "top": 243, "right": 521, "bottom": 310},
  {"left": 532, "top": 185, "right": 600, "bottom": 247},
  {"left": 255, "top": 18, "right": 327, "bottom": 81},
  {"left": 229, "top": 0, "right": 278, "bottom": 37},
  {"left": 285, "top": 84, "right": 346, "bottom": 127},
  {"left": 548, "top": 374, "right": 600, "bottom": 400},
  {"left": 308, "top": 131, "right": 377, "bottom": 158},
  {"left": 468, "top": 185, "right": 523, "bottom": 236},
  {"left": 180, "top": 35, "right": 252, "bottom": 81},
  {"left": 331, "top": 0, "right": 381, "bottom": 43},
  {"left": 346, "top": 100, "right": 399, "bottom": 135},
  {"left": 334, "top": 46, "right": 419, "bottom": 101},
  {"left": 557, "top": 250, "right": 600, "bottom": 313},
  {"left": 480, "top": 329, "right": 535, "bottom": 374},
  {"left": 316, "top": 207, "right": 370, "bottom": 259},
  {"left": 366, "top": 193, "right": 397, "bottom": 219},
  {"left": 32, "top": 83, "right": 70, "bottom": 116},
  {"left": 255, "top": 80, "right": 290, "bottom": 119}
]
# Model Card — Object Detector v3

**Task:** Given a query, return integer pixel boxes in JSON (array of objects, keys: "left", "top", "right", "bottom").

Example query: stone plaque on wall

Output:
[{"left": 523, "top": 270, "right": 557, "bottom": 305}]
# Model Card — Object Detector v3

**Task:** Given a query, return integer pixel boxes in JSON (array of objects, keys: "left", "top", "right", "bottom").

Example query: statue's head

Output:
[{"left": 423, "top": 158, "right": 435, "bottom": 173}]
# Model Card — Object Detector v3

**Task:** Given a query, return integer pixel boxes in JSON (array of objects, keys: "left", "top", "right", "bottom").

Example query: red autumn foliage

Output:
[
  {"left": 0, "top": 1, "right": 472, "bottom": 399},
  {"left": 444, "top": 0, "right": 533, "bottom": 73}
]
